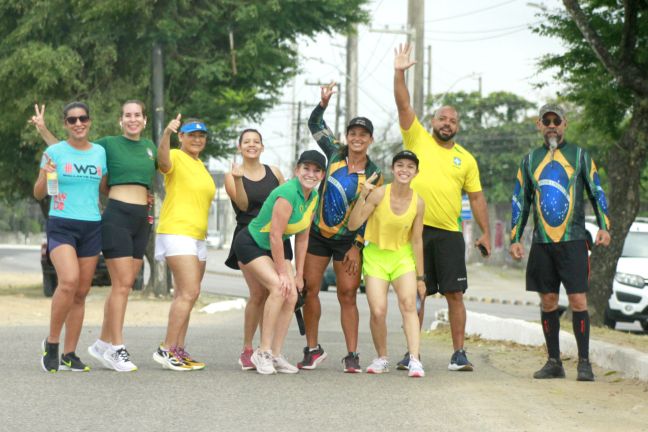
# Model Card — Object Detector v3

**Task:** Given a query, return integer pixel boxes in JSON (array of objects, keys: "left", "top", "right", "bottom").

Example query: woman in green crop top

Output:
[{"left": 32, "top": 100, "right": 156, "bottom": 372}]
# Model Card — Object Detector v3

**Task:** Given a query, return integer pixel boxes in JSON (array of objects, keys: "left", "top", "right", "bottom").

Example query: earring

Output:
[{"left": 119, "top": 122, "right": 123, "bottom": 128}]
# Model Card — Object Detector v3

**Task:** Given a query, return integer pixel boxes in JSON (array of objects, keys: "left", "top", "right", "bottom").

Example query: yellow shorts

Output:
[{"left": 362, "top": 242, "right": 416, "bottom": 282}]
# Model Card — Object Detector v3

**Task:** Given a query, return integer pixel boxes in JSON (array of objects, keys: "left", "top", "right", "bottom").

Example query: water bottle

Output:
[{"left": 46, "top": 169, "right": 58, "bottom": 196}]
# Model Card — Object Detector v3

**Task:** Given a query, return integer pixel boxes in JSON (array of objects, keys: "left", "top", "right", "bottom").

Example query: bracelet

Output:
[
  {"left": 416, "top": 274, "right": 426, "bottom": 282},
  {"left": 353, "top": 240, "right": 364, "bottom": 250}
]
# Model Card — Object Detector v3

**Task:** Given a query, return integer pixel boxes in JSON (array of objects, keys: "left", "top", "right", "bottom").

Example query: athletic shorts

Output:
[
  {"left": 155, "top": 234, "right": 207, "bottom": 262},
  {"left": 307, "top": 227, "right": 353, "bottom": 261},
  {"left": 362, "top": 242, "right": 416, "bottom": 282},
  {"left": 232, "top": 227, "right": 293, "bottom": 265},
  {"left": 46, "top": 216, "right": 101, "bottom": 258},
  {"left": 225, "top": 223, "right": 293, "bottom": 270},
  {"left": 526, "top": 240, "right": 589, "bottom": 294},
  {"left": 101, "top": 199, "right": 150, "bottom": 259},
  {"left": 423, "top": 226, "right": 467, "bottom": 295}
]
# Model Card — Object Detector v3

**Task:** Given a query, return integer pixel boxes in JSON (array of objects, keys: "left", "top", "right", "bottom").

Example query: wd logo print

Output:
[{"left": 62, "top": 162, "right": 102, "bottom": 178}]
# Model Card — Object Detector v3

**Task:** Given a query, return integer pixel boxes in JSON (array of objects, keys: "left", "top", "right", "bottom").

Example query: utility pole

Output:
[
  {"left": 295, "top": 101, "right": 302, "bottom": 162},
  {"left": 148, "top": 41, "right": 171, "bottom": 297},
  {"left": 345, "top": 25, "right": 358, "bottom": 124},
  {"left": 407, "top": 0, "right": 425, "bottom": 115},
  {"left": 426, "top": 45, "right": 432, "bottom": 107}
]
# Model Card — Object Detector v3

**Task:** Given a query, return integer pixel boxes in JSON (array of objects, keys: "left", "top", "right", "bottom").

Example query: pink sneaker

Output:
[{"left": 238, "top": 347, "right": 255, "bottom": 371}]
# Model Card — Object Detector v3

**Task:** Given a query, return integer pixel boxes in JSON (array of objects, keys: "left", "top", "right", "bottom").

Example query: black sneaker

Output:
[
  {"left": 41, "top": 338, "right": 59, "bottom": 373},
  {"left": 297, "top": 344, "right": 327, "bottom": 370},
  {"left": 342, "top": 352, "right": 362, "bottom": 373},
  {"left": 60, "top": 352, "right": 90, "bottom": 372},
  {"left": 576, "top": 358, "right": 595, "bottom": 382},
  {"left": 533, "top": 358, "right": 565, "bottom": 379},
  {"left": 448, "top": 349, "right": 473, "bottom": 371},
  {"left": 396, "top": 351, "right": 410, "bottom": 370}
]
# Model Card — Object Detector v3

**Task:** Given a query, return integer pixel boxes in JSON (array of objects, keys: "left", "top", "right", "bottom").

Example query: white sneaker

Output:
[
  {"left": 273, "top": 354, "right": 299, "bottom": 374},
  {"left": 103, "top": 346, "right": 138, "bottom": 372},
  {"left": 251, "top": 349, "right": 276, "bottom": 375},
  {"left": 88, "top": 341, "right": 112, "bottom": 369},
  {"left": 366, "top": 357, "right": 389, "bottom": 374},
  {"left": 408, "top": 356, "right": 425, "bottom": 378}
]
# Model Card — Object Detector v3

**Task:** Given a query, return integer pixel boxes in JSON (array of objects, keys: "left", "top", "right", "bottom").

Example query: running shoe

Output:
[
  {"left": 448, "top": 349, "right": 474, "bottom": 372},
  {"left": 396, "top": 351, "right": 410, "bottom": 370},
  {"left": 342, "top": 352, "right": 362, "bottom": 373},
  {"left": 60, "top": 352, "right": 90, "bottom": 372},
  {"left": 251, "top": 349, "right": 276, "bottom": 375},
  {"left": 366, "top": 357, "right": 389, "bottom": 374},
  {"left": 408, "top": 356, "right": 425, "bottom": 378},
  {"left": 297, "top": 344, "right": 327, "bottom": 370},
  {"left": 174, "top": 347, "right": 206, "bottom": 371},
  {"left": 238, "top": 347, "right": 255, "bottom": 371},
  {"left": 533, "top": 358, "right": 565, "bottom": 379},
  {"left": 88, "top": 340, "right": 112, "bottom": 369},
  {"left": 41, "top": 338, "right": 59, "bottom": 373},
  {"left": 103, "top": 346, "right": 138, "bottom": 372},
  {"left": 152, "top": 346, "right": 192, "bottom": 372},
  {"left": 576, "top": 358, "right": 594, "bottom": 382},
  {"left": 273, "top": 354, "right": 299, "bottom": 374}
]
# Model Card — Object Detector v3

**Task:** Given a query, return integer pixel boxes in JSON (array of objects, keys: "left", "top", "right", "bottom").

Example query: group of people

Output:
[{"left": 35, "top": 43, "right": 611, "bottom": 382}]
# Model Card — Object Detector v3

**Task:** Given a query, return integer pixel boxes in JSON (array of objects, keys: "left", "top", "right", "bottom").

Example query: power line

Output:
[
  {"left": 428, "top": 27, "right": 529, "bottom": 43},
  {"left": 425, "top": 0, "right": 519, "bottom": 23},
  {"left": 426, "top": 22, "right": 535, "bottom": 34}
]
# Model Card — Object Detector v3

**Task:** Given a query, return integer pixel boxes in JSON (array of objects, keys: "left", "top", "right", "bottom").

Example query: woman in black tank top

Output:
[{"left": 224, "top": 129, "right": 285, "bottom": 370}]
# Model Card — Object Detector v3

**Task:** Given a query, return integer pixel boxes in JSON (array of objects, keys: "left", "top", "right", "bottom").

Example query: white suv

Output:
[{"left": 604, "top": 218, "right": 648, "bottom": 331}]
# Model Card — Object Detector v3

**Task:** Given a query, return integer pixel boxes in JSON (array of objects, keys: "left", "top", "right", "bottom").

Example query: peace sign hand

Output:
[
  {"left": 394, "top": 43, "right": 416, "bottom": 71},
  {"left": 29, "top": 104, "right": 47, "bottom": 131},
  {"left": 165, "top": 113, "right": 182, "bottom": 134},
  {"left": 360, "top": 172, "right": 379, "bottom": 199},
  {"left": 320, "top": 81, "right": 337, "bottom": 108}
]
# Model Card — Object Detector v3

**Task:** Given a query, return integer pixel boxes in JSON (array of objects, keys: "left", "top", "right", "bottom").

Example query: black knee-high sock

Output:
[
  {"left": 572, "top": 310, "right": 590, "bottom": 360},
  {"left": 541, "top": 309, "right": 561, "bottom": 361}
]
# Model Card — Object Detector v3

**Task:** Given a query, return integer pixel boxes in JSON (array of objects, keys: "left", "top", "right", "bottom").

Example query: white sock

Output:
[
  {"left": 95, "top": 339, "right": 110, "bottom": 350},
  {"left": 112, "top": 344, "right": 125, "bottom": 351}
]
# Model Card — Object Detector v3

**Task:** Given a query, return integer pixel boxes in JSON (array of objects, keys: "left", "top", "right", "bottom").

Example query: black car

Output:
[
  {"left": 40, "top": 241, "right": 143, "bottom": 297},
  {"left": 319, "top": 263, "right": 366, "bottom": 294}
]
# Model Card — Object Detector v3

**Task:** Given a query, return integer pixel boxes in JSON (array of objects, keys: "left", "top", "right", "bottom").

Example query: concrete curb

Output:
[{"left": 434, "top": 309, "right": 648, "bottom": 381}]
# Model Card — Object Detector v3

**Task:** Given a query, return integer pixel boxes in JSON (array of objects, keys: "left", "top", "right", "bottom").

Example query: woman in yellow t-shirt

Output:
[
  {"left": 348, "top": 150, "right": 426, "bottom": 378},
  {"left": 152, "top": 114, "right": 216, "bottom": 371}
]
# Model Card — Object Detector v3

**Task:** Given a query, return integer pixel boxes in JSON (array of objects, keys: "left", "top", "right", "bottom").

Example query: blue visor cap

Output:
[{"left": 180, "top": 121, "right": 208, "bottom": 134}]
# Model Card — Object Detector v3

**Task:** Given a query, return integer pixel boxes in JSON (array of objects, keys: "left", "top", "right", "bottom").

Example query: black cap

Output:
[
  {"left": 297, "top": 150, "right": 327, "bottom": 170},
  {"left": 392, "top": 150, "right": 419, "bottom": 168},
  {"left": 346, "top": 116, "right": 374, "bottom": 136}
]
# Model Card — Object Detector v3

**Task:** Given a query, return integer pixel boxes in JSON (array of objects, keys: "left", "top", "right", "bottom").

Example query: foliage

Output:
[{"left": 0, "top": 0, "right": 369, "bottom": 200}]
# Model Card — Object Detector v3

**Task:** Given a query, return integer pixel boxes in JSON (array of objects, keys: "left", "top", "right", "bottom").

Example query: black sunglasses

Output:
[
  {"left": 541, "top": 117, "right": 562, "bottom": 127},
  {"left": 65, "top": 115, "right": 90, "bottom": 125}
]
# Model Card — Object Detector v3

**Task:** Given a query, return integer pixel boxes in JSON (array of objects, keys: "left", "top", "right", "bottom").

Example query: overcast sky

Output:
[{"left": 223, "top": 0, "right": 566, "bottom": 173}]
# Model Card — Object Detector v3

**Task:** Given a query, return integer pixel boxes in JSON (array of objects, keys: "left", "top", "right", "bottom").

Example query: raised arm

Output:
[
  {"left": 393, "top": 43, "right": 417, "bottom": 130},
  {"left": 30, "top": 104, "right": 59, "bottom": 145},
  {"left": 224, "top": 162, "right": 249, "bottom": 211},
  {"left": 347, "top": 173, "right": 383, "bottom": 231},
  {"left": 308, "top": 82, "right": 339, "bottom": 158},
  {"left": 158, "top": 114, "right": 181, "bottom": 173}
]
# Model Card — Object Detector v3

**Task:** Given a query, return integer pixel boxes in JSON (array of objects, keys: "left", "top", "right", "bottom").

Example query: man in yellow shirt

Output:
[{"left": 393, "top": 43, "right": 491, "bottom": 371}]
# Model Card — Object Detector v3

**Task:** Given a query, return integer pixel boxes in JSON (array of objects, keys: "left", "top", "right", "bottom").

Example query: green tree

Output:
[
  {"left": 0, "top": 0, "right": 369, "bottom": 199},
  {"left": 533, "top": 0, "right": 648, "bottom": 324}
]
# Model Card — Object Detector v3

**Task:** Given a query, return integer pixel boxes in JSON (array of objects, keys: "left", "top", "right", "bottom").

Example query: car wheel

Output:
[
  {"left": 320, "top": 279, "right": 329, "bottom": 292},
  {"left": 603, "top": 307, "right": 616, "bottom": 329},
  {"left": 641, "top": 320, "right": 648, "bottom": 333},
  {"left": 43, "top": 273, "right": 57, "bottom": 297}
]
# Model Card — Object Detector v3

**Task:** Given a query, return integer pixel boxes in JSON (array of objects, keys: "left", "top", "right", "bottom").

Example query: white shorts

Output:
[{"left": 155, "top": 234, "right": 207, "bottom": 262}]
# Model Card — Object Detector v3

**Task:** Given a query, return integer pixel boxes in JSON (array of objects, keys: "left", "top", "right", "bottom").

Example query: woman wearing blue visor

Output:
[{"left": 153, "top": 115, "right": 216, "bottom": 371}]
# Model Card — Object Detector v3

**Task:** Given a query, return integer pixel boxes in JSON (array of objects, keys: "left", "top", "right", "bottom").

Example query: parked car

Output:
[
  {"left": 40, "top": 240, "right": 143, "bottom": 297},
  {"left": 320, "top": 263, "right": 366, "bottom": 294},
  {"left": 604, "top": 219, "right": 648, "bottom": 331}
]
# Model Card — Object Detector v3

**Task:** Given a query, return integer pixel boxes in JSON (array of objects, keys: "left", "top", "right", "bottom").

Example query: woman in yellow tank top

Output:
[{"left": 348, "top": 150, "right": 426, "bottom": 377}]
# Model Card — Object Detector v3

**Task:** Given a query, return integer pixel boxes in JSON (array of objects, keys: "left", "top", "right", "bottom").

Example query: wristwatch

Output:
[
  {"left": 352, "top": 240, "right": 364, "bottom": 250},
  {"left": 416, "top": 274, "right": 426, "bottom": 282}
]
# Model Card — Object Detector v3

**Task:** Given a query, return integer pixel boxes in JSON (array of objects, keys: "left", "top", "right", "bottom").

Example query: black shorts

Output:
[
  {"left": 101, "top": 199, "right": 150, "bottom": 259},
  {"left": 526, "top": 240, "right": 589, "bottom": 294},
  {"left": 47, "top": 216, "right": 102, "bottom": 258},
  {"left": 423, "top": 226, "right": 467, "bottom": 295},
  {"left": 232, "top": 227, "right": 293, "bottom": 266},
  {"left": 226, "top": 223, "right": 293, "bottom": 269},
  {"left": 307, "top": 227, "right": 353, "bottom": 262}
]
